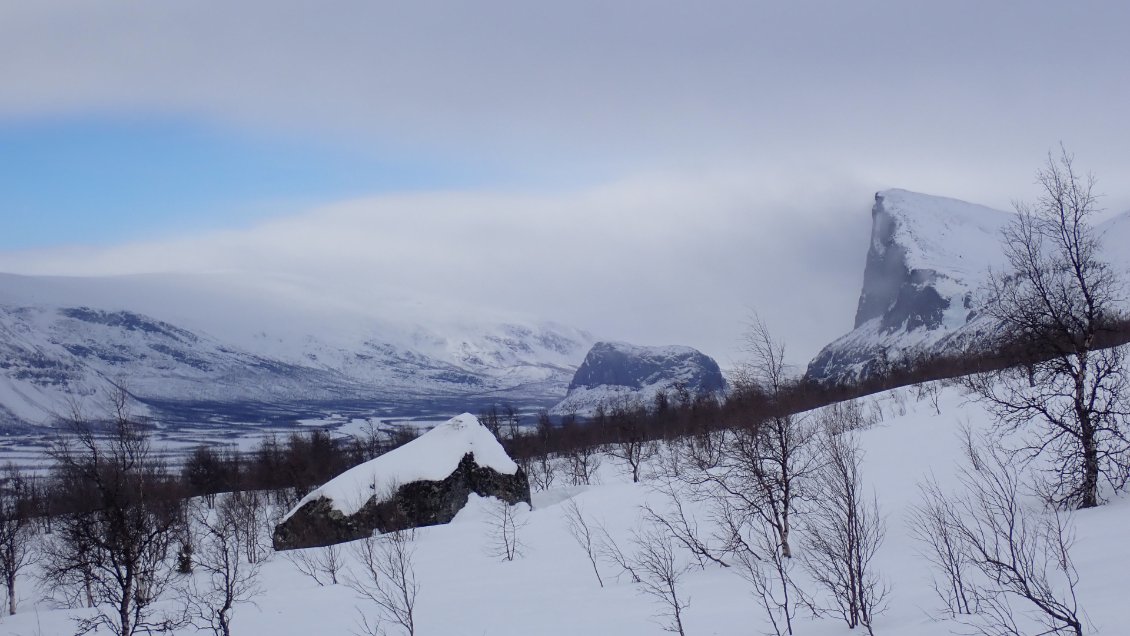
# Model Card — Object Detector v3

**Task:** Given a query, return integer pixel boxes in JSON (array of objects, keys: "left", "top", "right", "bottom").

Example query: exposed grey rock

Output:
[
  {"left": 272, "top": 412, "right": 530, "bottom": 550},
  {"left": 273, "top": 452, "right": 531, "bottom": 550},
  {"left": 569, "top": 341, "right": 725, "bottom": 392},
  {"left": 854, "top": 192, "right": 954, "bottom": 333}
]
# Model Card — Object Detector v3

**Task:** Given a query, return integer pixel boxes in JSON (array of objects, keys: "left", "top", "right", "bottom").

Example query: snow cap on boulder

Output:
[{"left": 273, "top": 412, "right": 530, "bottom": 550}]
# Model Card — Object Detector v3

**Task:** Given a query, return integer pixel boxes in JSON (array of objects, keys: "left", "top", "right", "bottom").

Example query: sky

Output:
[{"left": 2, "top": 1, "right": 1129, "bottom": 366}]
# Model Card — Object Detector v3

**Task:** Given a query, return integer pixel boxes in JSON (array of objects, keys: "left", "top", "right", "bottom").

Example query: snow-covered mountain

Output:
[
  {"left": 0, "top": 272, "right": 594, "bottom": 429},
  {"left": 552, "top": 341, "right": 726, "bottom": 416},
  {"left": 806, "top": 189, "right": 1130, "bottom": 385}
]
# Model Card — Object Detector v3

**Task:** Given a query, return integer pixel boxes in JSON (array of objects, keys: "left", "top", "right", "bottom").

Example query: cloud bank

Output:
[
  {"left": 0, "top": 169, "right": 875, "bottom": 367},
  {"left": 3, "top": 1, "right": 1129, "bottom": 205},
  {"left": 4, "top": 1, "right": 1129, "bottom": 368}
]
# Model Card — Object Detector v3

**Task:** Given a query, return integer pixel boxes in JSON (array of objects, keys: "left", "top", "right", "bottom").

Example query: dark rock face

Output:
[
  {"left": 854, "top": 193, "right": 951, "bottom": 334},
  {"left": 568, "top": 342, "right": 726, "bottom": 393},
  {"left": 805, "top": 189, "right": 1010, "bottom": 386},
  {"left": 273, "top": 453, "right": 531, "bottom": 551}
]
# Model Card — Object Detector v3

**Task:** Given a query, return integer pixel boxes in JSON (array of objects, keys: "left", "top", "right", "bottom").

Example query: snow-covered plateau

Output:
[{"left": 2, "top": 383, "right": 1128, "bottom": 635}]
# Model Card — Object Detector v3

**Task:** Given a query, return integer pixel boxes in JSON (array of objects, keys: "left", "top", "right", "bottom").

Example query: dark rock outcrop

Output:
[
  {"left": 274, "top": 453, "right": 530, "bottom": 550},
  {"left": 273, "top": 413, "right": 530, "bottom": 550}
]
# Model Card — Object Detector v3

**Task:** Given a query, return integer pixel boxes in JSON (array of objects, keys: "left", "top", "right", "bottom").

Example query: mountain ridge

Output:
[{"left": 0, "top": 272, "right": 595, "bottom": 429}]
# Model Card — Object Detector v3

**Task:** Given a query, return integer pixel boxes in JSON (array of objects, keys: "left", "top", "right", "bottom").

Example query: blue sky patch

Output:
[{"left": 0, "top": 116, "right": 496, "bottom": 249}]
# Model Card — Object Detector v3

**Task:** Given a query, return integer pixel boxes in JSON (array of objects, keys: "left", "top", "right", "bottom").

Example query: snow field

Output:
[{"left": 2, "top": 384, "right": 1129, "bottom": 635}]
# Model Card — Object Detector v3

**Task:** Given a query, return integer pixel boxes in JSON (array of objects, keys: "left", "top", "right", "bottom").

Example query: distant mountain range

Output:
[
  {"left": 7, "top": 189, "right": 1126, "bottom": 434},
  {"left": 0, "top": 272, "right": 593, "bottom": 430}
]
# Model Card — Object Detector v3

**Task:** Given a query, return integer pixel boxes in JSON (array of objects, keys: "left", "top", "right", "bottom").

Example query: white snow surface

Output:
[
  {"left": 586, "top": 341, "right": 702, "bottom": 359},
  {"left": 551, "top": 382, "right": 672, "bottom": 417},
  {"left": 876, "top": 188, "right": 1011, "bottom": 280},
  {"left": 283, "top": 412, "right": 518, "bottom": 520},
  {"left": 3, "top": 384, "right": 1130, "bottom": 635}
]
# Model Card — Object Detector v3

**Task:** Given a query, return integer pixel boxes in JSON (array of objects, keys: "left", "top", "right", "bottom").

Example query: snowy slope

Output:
[
  {"left": 2, "top": 384, "right": 1128, "bottom": 635},
  {"left": 0, "top": 272, "right": 594, "bottom": 428},
  {"left": 808, "top": 189, "right": 1130, "bottom": 385}
]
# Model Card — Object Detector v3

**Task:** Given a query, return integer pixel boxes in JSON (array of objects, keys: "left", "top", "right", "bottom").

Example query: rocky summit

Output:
[
  {"left": 552, "top": 341, "right": 726, "bottom": 416},
  {"left": 805, "top": 189, "right": 1130, "bottom": 387}
]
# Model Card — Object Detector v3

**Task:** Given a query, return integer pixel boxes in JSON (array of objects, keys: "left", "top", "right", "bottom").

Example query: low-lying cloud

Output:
[{"left": 0, "top": 169, "right": 877, "bottom": 367}]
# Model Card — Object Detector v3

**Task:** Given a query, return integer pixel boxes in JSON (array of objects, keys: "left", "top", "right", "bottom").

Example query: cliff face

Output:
[
  {"left": 805, "top": 188, "right": 1130, "bottom": 387},
  {"left": 806, "top": 189, "right": 1011, "bottom": 385},
  {"left": 854, "top": 197, "right": 951, "bottom": 333}
]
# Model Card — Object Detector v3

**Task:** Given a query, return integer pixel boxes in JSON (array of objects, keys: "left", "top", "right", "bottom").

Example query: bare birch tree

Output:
[
  {"left": 486, "top": 499, "right": 527, "bottom": 562},
  {"left": 0, "top": 465, "right": 36, "bottom": 616},
  {"left": 187, "top": 495, "right": 263, "bottom": 636},
  {"left": 951, "top": 435, "right": 1087, "bottom": 636},
  {"left": 562, "top": 498, "right": 604, "bottom": 587},
  {"left": 802, "top": 428, "right": 887, "bottom": 635},
  {"left": 632, "top": 525, "right": 691, "bottom": 636},
  {"left": 44, "top": 396, "right": 188, "bottom": 636},
  {"left": 973, "top": 147, "right": 1129, "bottom": 509},
  {"left": 348, "top": 528, "right": 419, "bottom": 636},
  {"left": 908, "top": 476, "right": 982, "bottom": 618}
]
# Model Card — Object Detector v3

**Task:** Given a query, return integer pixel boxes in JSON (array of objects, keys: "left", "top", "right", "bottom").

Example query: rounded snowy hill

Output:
[{"left": 552, "top": 341, "right": 725, "bottom": 416}]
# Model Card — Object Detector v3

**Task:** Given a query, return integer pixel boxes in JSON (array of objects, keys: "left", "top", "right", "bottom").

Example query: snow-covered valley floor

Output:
[{"left": 3, "top": 384, "right": 1128, "bottom": 636}]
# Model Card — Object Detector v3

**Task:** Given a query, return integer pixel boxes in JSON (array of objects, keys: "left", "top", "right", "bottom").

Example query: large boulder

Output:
[
  {"left": 551, "top": 341, "right": 726, "bottom": 416},
  {"left": 273, "top": 413, "right": 530, "bottom": 550}
]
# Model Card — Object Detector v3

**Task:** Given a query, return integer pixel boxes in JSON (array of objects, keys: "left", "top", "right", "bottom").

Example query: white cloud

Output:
[
  {"left": 0, "top": 168, "right": 876, "bottom": 367},
  {"left": 3, "top": 1, "right": 1130, "bottom": 368},
  {"left": 3, "top": 1, "right": 1130, "bottom": 195}
]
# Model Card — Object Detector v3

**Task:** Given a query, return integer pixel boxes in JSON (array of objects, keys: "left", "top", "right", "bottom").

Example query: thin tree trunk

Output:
[{"left": 6, "top": 571, "right": 15, "bottom": 615}]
